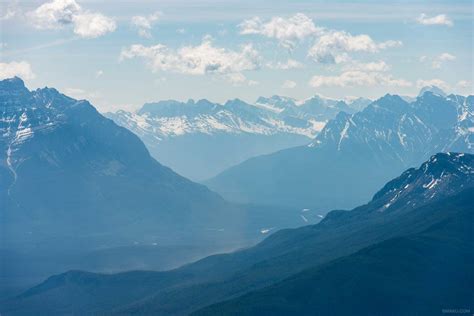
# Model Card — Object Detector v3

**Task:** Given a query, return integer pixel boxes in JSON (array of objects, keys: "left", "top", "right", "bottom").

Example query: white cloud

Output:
[
  {"left": 65, "top": 87, "right": 101, "bottom": 100},
  {"left": 238, "top": 14, "right": 401, "bottom": 64},
  {"left": 131, "top": 11, "right": 161, "bottom": 38},
  {"left": 308, "top": 30, "right": 402, "bottom": 64},
  {"left": 176, "top": 28, "right": 186, "bottom": 34},
  {"left": 416, "top": 79, "right": 450, "bottom": 91},
  {"left": 226, "top": 73, "right": 246, "bottom": 85},
  {"left": 65, "top": 87, "right": 86, "bottom": 95},
  {"left": 282, "top": 80, "right": 297, "bottom": 89},
  {"left": 95, "top": 70, "right": 103, "bottom": 78},
  {"left": 438, "top": 53, "right": 456, "bottom": 61},
  {"left": 120, "top": 37, "right": 261, "bottom": 76},
  {"left": 343, "top": 60, "right": 391, "bottom": 72},
  {"left": 457, "top": 80, "right": 471, "bottom": 89},
  {"left": 239, "top": 13, "right": 322, "bottom": 49},
  {"left": 416, "top": 13, "right": 453, "bottom": 26},
  {"left": 225, "top": 73, "right": 258, "bottom": 86},
  {"left": 309, "top": 70, "right": 411, "bottom": 88},
  {"left": 431, "top": 53, "right": 456, "bottom": 69},
  {"left": 420, "top": 53, "right": 456, "bottom": 69},
  {"left": 248, "top": 80, "right": 259, "bottom": 86},
  {"left": 1, "top": 10, "right": 16, "bottom": 21},
  {"left": 268, "top": 59, "right": 304, "bottom": 70},
  {"left": 456, "top": 80, "right": 473, "bottom": 95},
  {"left": 28, "top": 0, "right": 116, "bottom": 38},
  {"left": 1, "top": 2, "right": 20, "bottom": 21},
  {"left": 72, "top": 13, "right": 116, "bottom": 38},
  {"left": 0, "top": 61, "right": 36, "bottom": 80},
  {"left": 28, "top": 0, "right": 80, "bottom": 29}
]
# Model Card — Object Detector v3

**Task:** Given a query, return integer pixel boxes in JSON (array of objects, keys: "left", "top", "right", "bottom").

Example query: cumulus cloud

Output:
[
  {"left": 268, "top": 59, "right": 304, "bottom": 70},
  {"left": 1, "top": 2, "right": 20, "bottom": 21},
  {"left": 225, "top": 73, "right": 258, "bottom": 86},
  {"left": 0, "top": 61, "right": 36, "bottom": 80},
  {"left": 238, "top": 14, "right": 402, "bottom": 65},
  {"left": 308, "top": 31, "right": 402, "bottom": 64},
  {"left": 28, "top": 0, "right": 80, "bottom": 29},
  {"left": 416, "top": 78, "right": 450, "bottom": 91},
  {"left": 131, "top": 11, "right": 161, "bottom": 38},
  {"left": 343, "top": 60, "right": 391, "bottom": 72},
  {"left": 282, "top": 80, "right": 297, "bottom": 89},
  {"left": 120, "top": 37, "right": 261, "bottom": 79},
  {"left": 72, "top": 12, "right": 116, "bottom": 38},
  {"left": 28, "top": 0, "right": 116, "bottom": 38},
  {"left": 238, "top": 13, "right": 322, "bottom": 49},
  {"left": 416, "top": 13, "right": 453, "bottom": 26},
  {"left": 309, "top": 70, "right": 411, "bottom": 88},
  {"left": 431, "top": 53, "right": 456, "bottom": 69}
]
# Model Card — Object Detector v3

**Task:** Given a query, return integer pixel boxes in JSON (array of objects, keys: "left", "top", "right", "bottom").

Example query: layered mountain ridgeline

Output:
[
  {"left": 106, "top": 95, "right": 370, "bottom": 180},
  {"left": 195, "top": 190, "right": 474, "bottom": 316},
  {"left": 1, "top": 77, "right": 234, "bottom": 247},
  {"left": 4, "top": 153, "right": 472, "bottom": 315},
  {"left": 0, "top": 78, "right": 305, "bottom": 295},
  {"left": 206, "top": 89, "right": 474, "bottom": 211}
]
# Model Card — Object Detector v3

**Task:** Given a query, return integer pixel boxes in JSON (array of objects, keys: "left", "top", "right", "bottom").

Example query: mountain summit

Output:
[
  {"left": 418, "top": 85, "right": 447, "bottom": 97},
  {"left": 4, "top": 153, "right": 473, "bottom": 315},
  {"left": 106, "top": 95, "right": 369, "bottom": 180},
  {"left": 207, "top": 91, "right": 474, "bottom": 210},
  {"left": 0, "top": 78, "right": 261, "bottom": 250}
]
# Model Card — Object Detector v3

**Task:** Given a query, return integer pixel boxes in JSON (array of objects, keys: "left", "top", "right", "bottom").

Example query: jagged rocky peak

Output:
[
  {"left": 256, "top": 95, "right": 296, "bottom": 107},
  {"left": 418, "top": 85, "right": 447, "bottom": 98},
  {"left": 422, "top": 152, "right": 474, "bottom": 176},
  {"left": 371, "top": 152, "right": 474, "bottom": 211},
  {"left": 0, "top": 78, "right": 77, "bottom": 146},
  {"left": 344, "top": 96, "right": 372, "bottom": 111},
  {"left": 0, "top": 76, "right": 27, "bottom": 91},
  {"left": 224, "top": 98, "right": 258, "bottom": 114},
  {"left": 366, "top": 93, "right": 409, "bottom": 112},
  {"left": 224, "top": 98, "right": 250, "bottom": 108},
  {"left": 194, "top": 98, "right": 217, "bottom": 107},
  {"left": 0, "top": 77, "right": 31, "bottom": 105},
  {"left": 137, "top": 98, "right": 221, "bottom": 117}
]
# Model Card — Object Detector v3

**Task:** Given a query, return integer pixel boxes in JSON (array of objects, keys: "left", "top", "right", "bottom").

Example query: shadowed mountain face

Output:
[
  {"left": 3, "top": 153, "right": 472, "bottom": 315},
  {"left": 206, "top": 92, "right": 474, "bottom": 211},
  {"left": 0, "top": 78, "right": 314, "bottom": 295},
  {"left": 0, "top": 77, "right": 238, "bottom": 248},
  {"left": 106, "top": 95, "right": 370, "bottom": 180},
  {"left": 195, "top": 193, "right": 474, "bottom": 316}
]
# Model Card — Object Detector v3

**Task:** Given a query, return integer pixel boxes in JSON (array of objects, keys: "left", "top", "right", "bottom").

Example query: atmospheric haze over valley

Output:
[{"left": 1, "top": 0, "right": 473, "bottom": 315}]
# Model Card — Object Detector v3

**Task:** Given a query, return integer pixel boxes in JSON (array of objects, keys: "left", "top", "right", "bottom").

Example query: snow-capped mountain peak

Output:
[
  {"left": 310, "top": 92, "right": 473, "bottom": 161},
  {"left": 372, "top": 152, "right": 474, "bottom": 211},
  {"left": 106, "top": 93, "right": 368, "bottom": 179}
]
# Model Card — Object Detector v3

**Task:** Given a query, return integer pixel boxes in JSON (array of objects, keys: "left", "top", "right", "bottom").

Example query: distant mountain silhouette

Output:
[
  {"left": 106, "top": 95, "right": 369, "bottom": 180},
  {"left": 4, "top": 153, "right": 472, "bottom": 315},
  {"left": 206, "top": 91, "right": 474, "bottom": 211}
]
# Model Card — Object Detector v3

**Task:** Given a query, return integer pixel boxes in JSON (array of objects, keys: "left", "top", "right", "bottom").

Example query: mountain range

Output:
[
  {"left": 3, "top": 152, "right": 472, "bottom": 315},
  {"left": 106, "top": 95, "right": 371, "bottom": 180},
  {"left": 206, "top": 89, "right": 474, "bottom": 211},
  {"left": 0, "top": 78, "right": 305, "bottom": 295}
]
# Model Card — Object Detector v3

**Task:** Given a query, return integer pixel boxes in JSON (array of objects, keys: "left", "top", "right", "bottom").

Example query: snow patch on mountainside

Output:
[{"left": 106, "top": 94, "right": 368, "bottom": 144}]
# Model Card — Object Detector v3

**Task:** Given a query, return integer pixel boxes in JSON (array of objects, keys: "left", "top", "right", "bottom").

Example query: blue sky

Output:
[{"left": 1, "top": 0, "right": 472, "bottom": 112}]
